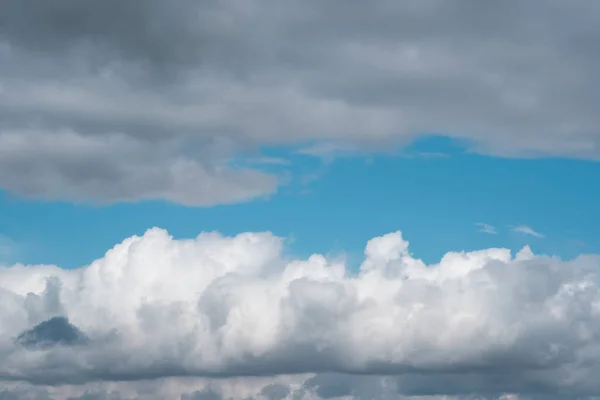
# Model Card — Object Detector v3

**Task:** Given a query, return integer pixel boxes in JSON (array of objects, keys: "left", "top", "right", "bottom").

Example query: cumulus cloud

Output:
[
  {"left": 1, "top": 228, "right": 600, "bottom": 398},
  {"left": 513, "top": 225, "right": 545, "bottom": 238},
  {"left": 1, "top": 0, "right": 600, "bottom": 204}
]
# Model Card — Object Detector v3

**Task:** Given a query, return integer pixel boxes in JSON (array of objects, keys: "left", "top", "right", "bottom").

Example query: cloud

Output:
[
  {"left": 0, "top": 130, "right": 278, "bottom": 206},
  {"left": 0, "top": 228, "right": 600, "bottom": 398},
  {"left": 476, "top": 223, "right": 497, "bottom": 235},
  {"left": 16, "top": 316, "right": 89, "bottom": 349},
  {"left": 1, "top": 1, "right": 600, "bottom": 204},
  {"left": 0, "top": 375, "right": 533, "bottom": 400},
  {"left": 513, "top": 225, "right": 545, "bottom": 238}
]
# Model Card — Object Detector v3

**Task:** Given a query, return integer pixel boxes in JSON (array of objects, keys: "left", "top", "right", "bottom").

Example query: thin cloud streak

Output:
[
  {"left": 513, "top": 225, "right": 545, "bottom": 238},
  {"left": 476, "top": 223, "right": 497, "bottom": 235}
]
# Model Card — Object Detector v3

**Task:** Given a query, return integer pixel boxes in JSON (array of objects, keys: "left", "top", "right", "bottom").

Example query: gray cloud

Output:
[
  {"left": 181, "top": 388, "right": 222, "bottom": 400},
  {"left": 15, "top": 316, "right": 89, "bottom": 349},
  {"left": 0, "top": 374, "right": 587, "bottom": 400},
  {"left": 0, "top": 0, "right": 599, "bottom": 204},
  {"left": 259, "top": 384, "right": 290, "bottom": 400}
]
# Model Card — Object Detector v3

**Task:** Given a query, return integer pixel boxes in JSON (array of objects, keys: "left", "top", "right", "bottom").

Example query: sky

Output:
[
  {"left": 2, "top": 136, "right": 600, "bottom": 269},
  {"left": 1, "top": 1, "right": 600, "bottom": 399}
]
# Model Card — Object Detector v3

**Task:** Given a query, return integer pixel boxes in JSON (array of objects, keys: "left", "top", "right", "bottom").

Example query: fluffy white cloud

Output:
[
  {"left": 1, "top": 228, "right": 600, "bottom": 398},
  {"left": 1, "top": 1, "right": 600, "bottom": 204}
]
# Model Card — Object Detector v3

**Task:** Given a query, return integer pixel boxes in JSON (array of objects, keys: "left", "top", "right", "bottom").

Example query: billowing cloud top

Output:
[
  {"left": 1, "top": 228, "right": 600, "bottom": 398},
  {"left": 1, "top": 0, "right": 600, "bottom": 204}
]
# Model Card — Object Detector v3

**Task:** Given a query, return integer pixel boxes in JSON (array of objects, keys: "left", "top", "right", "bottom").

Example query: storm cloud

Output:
[{"left": 1, "top": 0, "right": 599, "bottom": 204}]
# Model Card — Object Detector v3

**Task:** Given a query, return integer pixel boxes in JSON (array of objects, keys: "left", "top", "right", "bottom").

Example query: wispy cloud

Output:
[
  {"left": 296, "top": 143, "right": 358, "bottom": 161},
  {"left": 476, "top": 223, "right": 497, "bottom": 235},
  {"left": 513, "top": 225, "right": 545, "bottom": 238},
  {"left": 247, "top": 156, "right": 291, "bottom": 166},
  {"left": 401, "top": 151, "right": 451, "bottom": 159}
]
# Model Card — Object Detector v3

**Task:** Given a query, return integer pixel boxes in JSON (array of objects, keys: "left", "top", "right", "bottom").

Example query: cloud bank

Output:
[
  {"left": 1, "top": 228, "right": 600, "bottom": 398},
  {"left": 1, "top": 0, "right": 600, "bottom": 204}
]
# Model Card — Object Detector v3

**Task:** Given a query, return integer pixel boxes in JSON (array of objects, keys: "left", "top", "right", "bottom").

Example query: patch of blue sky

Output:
[{"left": 1, "top": 136, "right": 598, "bottom": 269}]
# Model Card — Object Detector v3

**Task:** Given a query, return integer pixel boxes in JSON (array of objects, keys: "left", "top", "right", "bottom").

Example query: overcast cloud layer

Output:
[
  {"left": 1, "top": 228, "right": 600, "bottom": 399},
  {"left": 1, "top": 0, "right": 599, "bottom": 204}
]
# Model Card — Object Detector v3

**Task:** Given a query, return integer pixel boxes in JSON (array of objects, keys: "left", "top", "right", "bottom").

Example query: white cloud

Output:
[
  {"left": 513, "top": 225, "right": 545, "bottom": 238},
  {"left": 476, "top": 223, "right": 497, "bottom": 235},
  {"left": 1, "top": 1, "right": 600, "bottom": 204},
  {"left": 0, "top": 228, "right": 599, "bottom": 398}
]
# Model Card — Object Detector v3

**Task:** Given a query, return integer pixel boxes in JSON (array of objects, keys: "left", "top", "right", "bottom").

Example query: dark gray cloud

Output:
[
  {"left": 259, "top": 384, "right": 290, "bottom": 400},
  {"left": 0, "top": 0, "right": 599, "bottom": 204},
  {"left": 15, "top": 316, "right": 89, "bottom": 349},
  {"left": 181, "top": 388, "right": 222, "bottom": 400}
]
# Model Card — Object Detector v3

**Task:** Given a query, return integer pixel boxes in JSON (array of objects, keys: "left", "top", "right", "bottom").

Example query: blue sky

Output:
[
  {"left": 5, "top": 2, "right": 600, "bottom": 398},
  {"left": 2, "top": 136, "right": 598, "bottom": 269}
]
